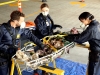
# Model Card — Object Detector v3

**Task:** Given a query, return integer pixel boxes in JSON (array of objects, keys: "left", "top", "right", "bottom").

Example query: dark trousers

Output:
[
  {"left": 88, "top": 61, "right": 100, "bottom": 75},
  {"left": 0, "top": 62, "right": 8, "bottom": 75},
  {"left": 0, "top": 59, "right": 18, "bottom": 75},
  {"left": 88, "top": 52, "right": 100, "bottom": 75}
]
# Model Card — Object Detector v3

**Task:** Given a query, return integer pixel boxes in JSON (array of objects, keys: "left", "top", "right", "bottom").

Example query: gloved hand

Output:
[
  {"left": 64, "top": 35, "right": 74, "bottom": 42},
  {"left": 54, "top": 24, "right": 63, "bottom": 29},
  {"left": 41, "top": 44, "right": 51, "bottom": 55},
  {"left": 40, "top": 44, "right": 48, "bottom": 50},
  {"left": 7, "top": 45, "right": 18, "bottom": 56},
  {"left": 42, "top": 45, "right": 49, "bottom": 51},
  {"left": 9, "top": 45, "right": 18, "bottom": 50},
  {"left": 70, "top": 27, "right": 79, "bottom": 34},
  {"left": 53, "top": 30, "right": 61, "bottom": 35},
  {"left": 34, "top": 44, "right": 46, "bottom": 52}
]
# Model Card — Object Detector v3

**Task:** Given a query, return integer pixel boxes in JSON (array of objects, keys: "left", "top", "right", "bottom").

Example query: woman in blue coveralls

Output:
[
  {"left": 64, "top": 12, "right": 100, "bottom": 75},
  {"left": 34, "top": 3, "right": 62, "bottom": 39},
  {"left": 34, "top": 3, "right": 62, "bottom": 75}
]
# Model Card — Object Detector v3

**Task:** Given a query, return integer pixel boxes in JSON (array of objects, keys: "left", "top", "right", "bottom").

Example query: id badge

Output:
[{"left": 46, "top": 21, "right": 49, "bottom": 26}]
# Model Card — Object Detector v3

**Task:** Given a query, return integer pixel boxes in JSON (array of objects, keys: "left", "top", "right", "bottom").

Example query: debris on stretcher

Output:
[{"left": 13, "top": 34, "right": 75, "bottom": 70}]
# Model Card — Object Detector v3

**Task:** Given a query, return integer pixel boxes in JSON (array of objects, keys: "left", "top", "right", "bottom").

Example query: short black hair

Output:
[
  {"left": 79, "top": 12, "right": 94, "bottom": 20},
  {"left": 40, "top": 3, "right": 49, "bottom": 9},
  {"left": 10, "top": 10, "right": 25, "bottom": 21}
]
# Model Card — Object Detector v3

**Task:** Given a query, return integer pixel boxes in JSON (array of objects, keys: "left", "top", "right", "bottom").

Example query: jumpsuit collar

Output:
[{"left": 7, "top": 20, "right": 20, "bottom": 29}]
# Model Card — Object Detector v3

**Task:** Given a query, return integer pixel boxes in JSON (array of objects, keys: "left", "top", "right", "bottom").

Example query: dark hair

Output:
[
  {"left": 10, "top": 10, "right": 25, "bottom": 21},
  {"left": 40, "top": 3, "right": 49, "bottom": 9},
  {"left": 79, "top": 12, "right": 94, "bottom": 20}
]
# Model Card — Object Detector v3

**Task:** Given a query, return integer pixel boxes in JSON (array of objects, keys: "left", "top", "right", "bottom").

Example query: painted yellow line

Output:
[
  {"left": 26, "top": 10, "right": 41, "bottom": 18},
  {"left": 70, "top": 1, "right": 86, "bottom": 7},
  {"left": 0, "top": 0, "right": 28, "bottom": 6},
  {"left": 0, "top": 0, "right": 17, "bottom": 6},
  {"left": 0, "top": 0, "right": 41, "bottom": 18},
  {"left": 9, "top": 2, "right": 17, "bottom": 6}
]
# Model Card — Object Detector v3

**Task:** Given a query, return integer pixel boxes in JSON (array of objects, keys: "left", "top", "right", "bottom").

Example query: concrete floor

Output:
[{"left": 0, "top": 0, "right": 100, "bottom": 65}]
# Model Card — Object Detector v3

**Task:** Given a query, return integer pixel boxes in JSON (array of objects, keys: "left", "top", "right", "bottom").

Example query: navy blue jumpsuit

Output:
[
  {"left": 34, "top": 13, "right": 54, "bottom": 39},
  {"left": 34, "top": 13, "right": 62, "bottom": 39},
  {"left": 65, "top": 20, "right": 100, "bottom": 75},
  {"left": 0, "top": 20, "right": 44, "bottom": 75}
]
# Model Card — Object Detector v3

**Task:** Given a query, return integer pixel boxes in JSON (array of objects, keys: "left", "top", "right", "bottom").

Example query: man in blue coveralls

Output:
[{"left": 0, "top": 10, "right": 45, "bottom": 75}]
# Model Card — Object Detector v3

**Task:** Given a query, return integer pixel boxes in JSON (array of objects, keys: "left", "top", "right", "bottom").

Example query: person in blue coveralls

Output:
[
  {"left": 34, "top": 3, "right": 63, "bottom": 75},
  {"left": 0, "top": 10, "right": 46, "bottom": 75},
  {"left": 34, "top": 3, "right": 62, "bottom": 39},
  {"left": 64, "top": 12, "right": 100, "bottom": 75}
]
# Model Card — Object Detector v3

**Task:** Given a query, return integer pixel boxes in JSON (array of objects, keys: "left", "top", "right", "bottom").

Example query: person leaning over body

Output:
[
  {"left": 64, "top": 12, "right": 100, "bottom": 75},
  {"left": 0, "top": 10, "right": 45, "bottom": 75},
  {"left": 34, "top": 3, "right": 62, "bottom": 39}
]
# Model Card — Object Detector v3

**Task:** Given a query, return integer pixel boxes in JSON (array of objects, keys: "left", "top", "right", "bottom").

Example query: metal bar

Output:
[{"left": 10, "top": 59, "right": 15, "bottom": 75}]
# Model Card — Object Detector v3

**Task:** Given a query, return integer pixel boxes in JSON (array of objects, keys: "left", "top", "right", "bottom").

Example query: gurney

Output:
[{"left": 10, "top": 34, "right": 75, "bottom": 75}]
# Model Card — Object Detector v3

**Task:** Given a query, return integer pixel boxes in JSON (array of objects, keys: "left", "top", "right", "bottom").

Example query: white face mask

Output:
[
  {"left": 80, "top": 23, "right": 85, "bottom": 28},
  {"left": 42, "top": 12, "right": 49, "bottom": 16},
  {"left": 20, "top": 22, "right": 26, "bottom": 29},
  {"left": 80, "top": 23, "right": 88, "bottom": 30}
]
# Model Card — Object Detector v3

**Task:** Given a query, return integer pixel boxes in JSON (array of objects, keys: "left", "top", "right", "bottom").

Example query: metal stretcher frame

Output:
[
  {"left": 10, "top": 58, "right": 65, "bottom": 75},
  {"left": 10, "top": 35, "right": 75, "bottom": 75}
]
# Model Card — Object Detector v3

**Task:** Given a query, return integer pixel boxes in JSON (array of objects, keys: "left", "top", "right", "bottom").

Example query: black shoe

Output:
[{"left": 42, "top": 0, "right": 47, "bottom": 2}]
